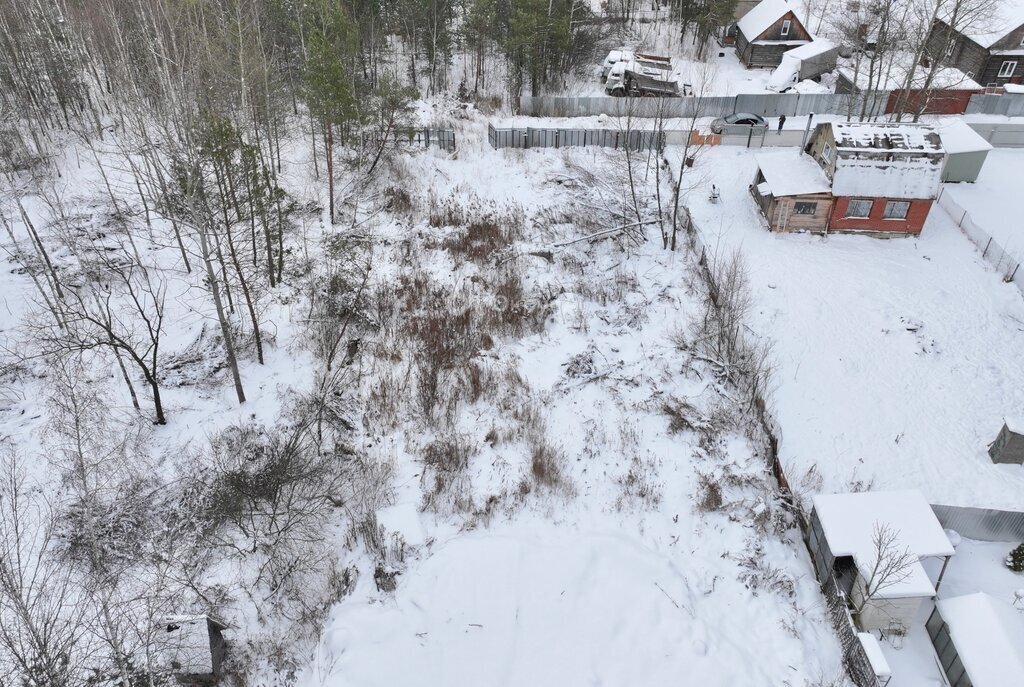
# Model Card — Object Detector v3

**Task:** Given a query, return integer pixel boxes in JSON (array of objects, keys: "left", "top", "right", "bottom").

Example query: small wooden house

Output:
[
  {"left": 927, "top": 1, "right": 1024, "bottom": 87},
  {"left": 155, "top": 614, "right": 228, "bottom": 683},
  {"left": 805, "top": 121, "right": 945, "bottom": 236},
  {"left": 809, "top": 490, "right": 955, "bottom": 633},
  {"left": 988, "top": 420, "right": 1024, "bottom": 464},
  {"left": 735, "top": 0, "right": 813, "bottom": 69},
  {"left": 927, "top": 593, "right": 1024, "bottom": 687},
  {"left": 750, "top": 150, "right": 834, "bottom": 232}
]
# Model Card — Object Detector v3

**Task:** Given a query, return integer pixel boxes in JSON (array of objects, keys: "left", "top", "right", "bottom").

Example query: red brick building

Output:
[
  {"left": 751, "top": 123, "right": 945, "bottom": 237},
  {"left": 808, "top": 122, "right": 945, "bottom": 236}
]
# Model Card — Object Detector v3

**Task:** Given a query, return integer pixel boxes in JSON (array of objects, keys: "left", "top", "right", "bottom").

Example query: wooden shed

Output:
[
  {"left": 735, "top": 0, "right": 813, "bottom": 69},
  {"left": 808, "top": 490, "right": 955, "bottom": 633},
  {"left": 155, "top": 614, "right": 228, "bottom": 683},
  {"left": 750, "top": 150, "right": 834, "bottom": 232},
  {"left": 988, "top": 420, "right": 1024, "bottom": 464}
]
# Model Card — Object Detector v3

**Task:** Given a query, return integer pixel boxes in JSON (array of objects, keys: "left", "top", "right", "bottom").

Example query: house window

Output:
[
  {"left": 845, "top": 199, "right": 873, "bottom": 218},
  {"left": 998, "top": 60, "right": 1018, "bottom": 78},
  {"left": 944, "top": 41, "right": 955, "bottom": 58},
  {"left": 794, "top": 202, "right": 817, "bottom": 215},
  {"left": 883, "top": 200, "right": 910, "bottom": 219},
  {"left": 822, "top": 143, "right": 833, "bottom": 162},
  {"left": 781, "top": 19, "right": 792, "bottom": 37}
]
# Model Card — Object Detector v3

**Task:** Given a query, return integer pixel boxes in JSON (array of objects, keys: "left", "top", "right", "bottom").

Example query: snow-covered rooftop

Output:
[
  {"left": 838, "top": 53, "right": 982, "bottom": 91},
  {"left": 784, "top": 37, "right": 836, "bottom": 60},
  {"left": 957, "top": 0, "right": 1024, "bottom": 49},
  {"left": 936, "top": 593, "right": 1024, "bottom": 687},
  {"left": 755, "top": 150, "right": 832, "bottom": 196},
  {"left": 738, "top": 0, "right": 802, "bottom": 40},
  {"left": 936, "top": 119, "right": 994, "bottom": 155},
  {"left": 831, "top": 122, "right": 944, "bottom": 153},
  {"left": 812, "top": 490, "right": 954, "bottom": 599}
]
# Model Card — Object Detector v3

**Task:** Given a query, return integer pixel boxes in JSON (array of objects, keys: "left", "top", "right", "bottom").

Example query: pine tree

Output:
[{"left": 1007, "top": 543, "right": 1024, "bottom": 573}]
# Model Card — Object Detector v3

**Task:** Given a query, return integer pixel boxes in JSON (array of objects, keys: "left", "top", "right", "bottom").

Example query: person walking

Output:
[{"left": 778, "top": 114, "right": 787, "bottom": 133}]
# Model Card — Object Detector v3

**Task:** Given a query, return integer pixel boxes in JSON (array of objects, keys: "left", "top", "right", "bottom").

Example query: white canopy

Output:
[{"left": 813, "top": 490, "right": 954, "bottom": 599}]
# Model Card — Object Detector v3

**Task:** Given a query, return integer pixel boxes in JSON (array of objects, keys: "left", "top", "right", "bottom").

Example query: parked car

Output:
[{"left": 709, "top": 113, "right": 767, "bottom": 134}]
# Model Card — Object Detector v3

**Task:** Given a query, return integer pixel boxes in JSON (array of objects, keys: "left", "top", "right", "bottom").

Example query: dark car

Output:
[{"left": 710, "top": 112, "right": 768, "bottom": 134}]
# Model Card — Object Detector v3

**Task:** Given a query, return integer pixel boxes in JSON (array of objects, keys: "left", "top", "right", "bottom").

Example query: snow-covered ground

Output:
[
  {"left": 685, "top": 146, "right": 1024, "bottom": 510},
  {"left": 297, "top": 120, "right": 847, "bottom": 686},
  {"left": 941, "top": 149, "right": 1024, "bottom": 273}
]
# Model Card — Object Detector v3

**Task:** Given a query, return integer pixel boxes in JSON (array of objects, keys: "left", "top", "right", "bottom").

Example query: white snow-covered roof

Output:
[
  {"left": 812, "top": 490, "right": 954, "bottom": 599},
  {"left": 936, "top": 593, "right": 1024, "bottom": 687},
  {"left": 755, "top": 150, "right": 832, "bottom": 196},
  {"left": 831, "top": 122, "right": 944, "bottom": 152},
  {"left": 857, "top": 633, "right": 892, "bottom": 679},
  {"left": 784, "top": 37, "right": 836, "bottom": 60},
  {"left": 936, "top": 119, "right": 994, "bottom": 155},
  {"left": 1005, "top": 83, "right": 1024, "bottom": 93},
  {"left": 958, "top": 0, "right": 1024, "bottom": 48},
  {"left": 738, "top": 0, "right": 801, "bottom": 40},
  {"left": 838, "top": 52, "right": 981, "bottom": 91}
]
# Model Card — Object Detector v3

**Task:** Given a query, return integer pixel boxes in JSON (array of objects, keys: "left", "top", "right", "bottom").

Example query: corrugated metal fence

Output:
[
  {"left": 930, "top": 504, "right": 1024, "bottom": 542},
  {"left": 518, "top": 91, "right": 892, "bottom": 118},
  {"left": 487, "top": 123, "right": 665, "bottom": 151},
  {"left": 966, "top": 92, "right": 1024, "bottom": 117},
  {"left": 518, "top": 91, "right": 1024, "bottom": 120},
  {"left": 964, "top": 121, "right": 1024, "bottom": 147}
]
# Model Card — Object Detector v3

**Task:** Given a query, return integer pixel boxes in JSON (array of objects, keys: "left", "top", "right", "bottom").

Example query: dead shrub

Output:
[
  {"left": 615, "top": 455, "right": 663, "bottom": 511},
  {"left": 529, "top": 433, "right": 564, "bottom": 488},
  {"left": 442, "top": 220, "right": 507, "bottom": 262},
  {"left": 695, "top": 473, "right": 724, "bottom": 512},
  {"left": 422, "top": 435, "right": 473, "bottom": 473},
  {"left": 384, "top": 186, "right": 413, "bottom": 214}
]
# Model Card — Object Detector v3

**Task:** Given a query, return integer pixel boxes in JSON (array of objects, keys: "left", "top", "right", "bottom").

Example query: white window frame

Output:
[
  {"left": 883, "top": 200, "right": 910, "bottom": 220},
  {"left": 781, "top": 19, "right": 792, "bottom": 37},
  {"left": 1020, "top": 34, "right": 1024, "bottom": 46},
  {"left": 998, "top": 60, "right": 1018, "bottom": 78},
  {"left": 944, "top": 41, "right": 955, "bottom": 58},
  {"left": 794, "top": 202, "right": 817, "bottom": 215},
  {"left": 845, "top": 199, "right": 873, "bottom": 218},
  {"left": 822, "top": 143, "right": 833, "bottom": 163}
]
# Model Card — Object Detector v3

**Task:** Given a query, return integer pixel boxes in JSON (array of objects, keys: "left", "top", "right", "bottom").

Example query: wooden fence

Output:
[
  {"left": 487, "top": 123, "right": 664, "bottom": 151},
  {"left": 822, "top": 575, "right": 883, "bottom": 687},
  {"left": 684, "top": 206, "right": 880, "bottom": 687}
]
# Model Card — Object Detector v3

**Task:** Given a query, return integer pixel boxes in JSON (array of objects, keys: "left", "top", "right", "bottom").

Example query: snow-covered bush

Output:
[{"left": 1007, "top": 543, "right": 1024, "bottom": 572}]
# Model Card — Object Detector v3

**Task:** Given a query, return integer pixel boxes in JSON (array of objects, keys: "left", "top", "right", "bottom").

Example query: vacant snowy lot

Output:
[
  {"left": 687, "top": 147, "right": 1024, "bottom": 510},
  {"left": 300, "top": 122, "right": 845, "bottom": 687}
]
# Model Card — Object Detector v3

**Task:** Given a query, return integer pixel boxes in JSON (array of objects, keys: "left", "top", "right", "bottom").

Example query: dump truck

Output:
[
  {"left": 601, "top": 50, "right": 673, "bottom": 81},
  {"left": 605, "top": 60, "right": 679, "bottom": 97}
]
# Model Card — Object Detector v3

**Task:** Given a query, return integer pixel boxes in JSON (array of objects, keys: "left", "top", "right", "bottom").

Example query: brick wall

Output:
[{"left": 828, "top": 197, "right": 933, "bottom": 235}]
